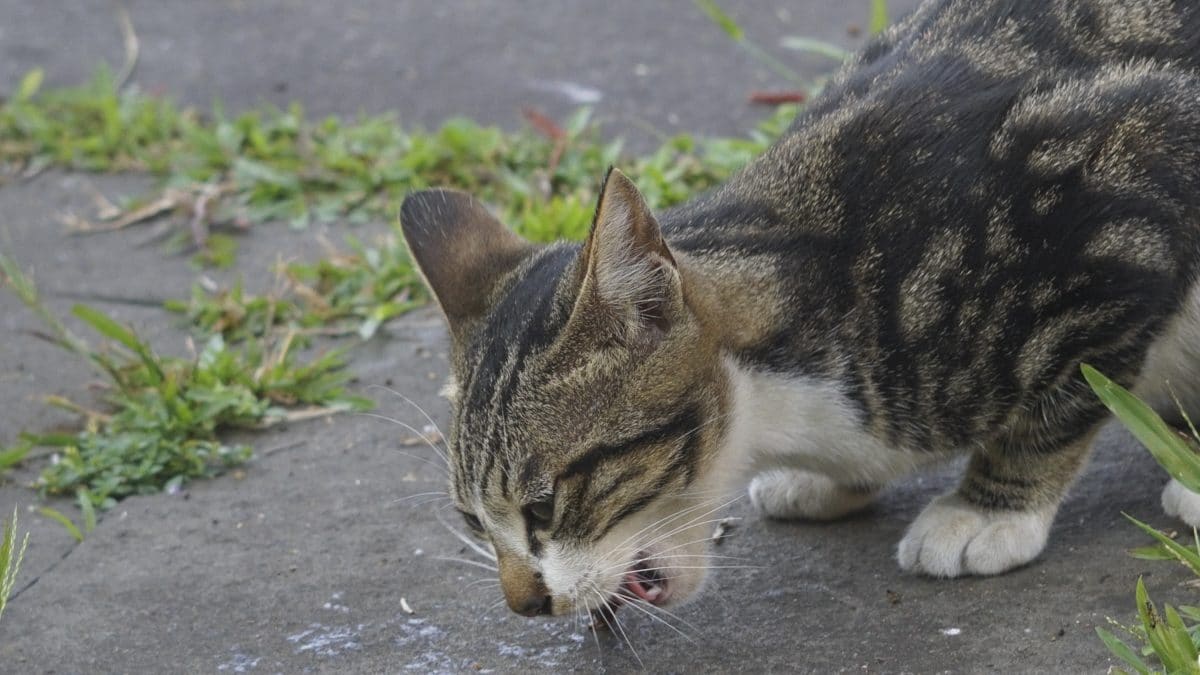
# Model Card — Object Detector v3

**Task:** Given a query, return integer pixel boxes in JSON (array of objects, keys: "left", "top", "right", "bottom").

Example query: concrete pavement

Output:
[{"left": 0, "top": 1, "right": 1179, "bottom": 672}]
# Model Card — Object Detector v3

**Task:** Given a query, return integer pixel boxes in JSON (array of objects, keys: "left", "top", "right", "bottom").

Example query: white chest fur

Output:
[{"left": 720, "top": 356, "right": 939, "bottom": 488}]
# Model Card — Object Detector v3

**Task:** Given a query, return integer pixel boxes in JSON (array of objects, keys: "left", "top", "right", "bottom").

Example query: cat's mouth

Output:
[
  {"left": 619, "top": 554, "right": 671, "bottom": 605},
  {"left": 590, "top": 553, "right": 677, "bottom": 628}
]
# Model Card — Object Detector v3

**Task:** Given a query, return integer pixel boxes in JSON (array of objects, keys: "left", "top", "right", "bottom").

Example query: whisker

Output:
[
  {"left": 595, "top": 521, "right": 741, "bottom": 574},
  {"left": 607, "top": 494, "right": 734, "bottom": 555},
  {"left": 619, "top": 590, "right": 702, "bottom": 633},
  {"left": 368, "top": 384, "right": 449, "bottom": 452},
  {"left": 615, "top": 592, "right": 696, "bottom": 643},
  {"left": 433, "top": 556, "right": 498, "bottom": 572},
  {"left": 638, "top": 534, "right": 752, "bottom": 560},
  {"left": 627, "top": 490, "right": 740, "bottom": 542},
  {"left": 588, "top": 590, "right": 640, "bottom": 667},
  {"left": 357, "top": 411, "right": 449, "bottom": 466},
  {"left": 381, "top": 447, "right": 450, "bottom": 475},
  {"left": 407, "top": 496, "right": 455, "bottom": 510},
  {"left": 607, "top": 600, "right": 643, "bottom": 667},
  {"left": 640, "top": 552, "right": 751, "bottom": 563},
  {"left": 435, "top": 512, "right": 498, "bottom": 562},
  {"left": 630, "top": 496, "right": 743, "bottom": 554},
  {"left": 389, "top": 491, "right": 449, "bottom": 505},
  {"left": 600, "top": 509, "right": 739, "bottom": 574},
  {"left": 581, "top": 594, "right": 606, "bottom": 660},
  {"left": 617, "top": 564, "right": 762, "bottom": 573}
]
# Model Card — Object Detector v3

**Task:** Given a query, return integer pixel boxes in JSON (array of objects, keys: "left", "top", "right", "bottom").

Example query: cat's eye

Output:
[
  {"left": 459, "top": 510, "right": 484, "bottom": 534},
  {"left": 524, "top": 498, "right": 555, "bottom": 529}
]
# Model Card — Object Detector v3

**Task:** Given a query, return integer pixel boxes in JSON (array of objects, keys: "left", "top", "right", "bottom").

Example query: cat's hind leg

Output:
[
  {"left": 1135, "top": 282, "right": 1200, "bottom": 528},
  {"left": 898, "top": 429, "right": 1096, "bottom": 577},
  {"left": 1162, "top": 479, "right": 1200, "bottom": 526},
  {"left": 1135, "top": 282, "right": 1200, "bottom": 428},
  {"left": 749, "top": 469, "right": 878, "bottom": 521}
]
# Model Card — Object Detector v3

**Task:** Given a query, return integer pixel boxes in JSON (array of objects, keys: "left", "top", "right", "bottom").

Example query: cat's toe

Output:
[
  {"left": 962, "top": 516, "right": 1051, "bottom": 575},
  {"left": 748, "top": 469, "right": 874, "bottom": 521},
  {"left": 1162, "top": 479, "right": 1200, "bottom": 527},
  {"left": 897, "top": 493, "right": 1052, "bottom": 577},
  {"left": 897, "top": 494, "right": 985, "bottom": 576}
]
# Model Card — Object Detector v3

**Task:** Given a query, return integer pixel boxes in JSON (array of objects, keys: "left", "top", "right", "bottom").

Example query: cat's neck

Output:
[
  {"left": 713, "top": 354, "right": 937, "bottom": 489},
  {"left": 676, "top": 252, "right": 792, "bottom": 353}
]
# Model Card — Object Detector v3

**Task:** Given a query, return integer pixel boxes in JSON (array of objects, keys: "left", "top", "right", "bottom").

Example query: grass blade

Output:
[
  {"left": 778, "top": 37, "right": 851, "bottom": 61},
  {"left": 78, "top": 489, "right": 97, "bottom": 534},
  {"left": 1096, "top": 626, "right": 1152, "bottom": 675},
  {"left": 0, "top": 442, "right": 30, "bottom": 471},
  {"left": 71, "top": 304, "right": 142, "bottom": 353},
  {"left": 693, "top": 0, "right": 744, "bottom": 41},
  {"left": 1129, "top": 544, "right": 1176, "bottom": 561},
  {"left": 1163, "top": 604, "right": 1198, "bottom": 663},
  {"left": 0, "top": 507, "right": 31, "bottom": 622},
  {"left": 1125, "top": 514, "right": 1200, "bottom": 575},
  {"left": 38, "top": 506, "right": 83, "bottom": 543},
  {"left": 869, "top": 0, "right": 890, "bottom": 35},
  {"left": 16, "top": 68, "right": 44, "bottom": 102},
  {"left": 1135, "top": 578, "right": 1175, "bottom": 666},
  {"left": 1083, "top": 364, "right": 1200, "bottom": 492},
  {"left": 73, "top": 304, "right": 165, "bottom": 385}
]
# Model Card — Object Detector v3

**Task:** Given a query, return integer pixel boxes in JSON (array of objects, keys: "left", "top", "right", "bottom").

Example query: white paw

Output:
[
  {"left": 748, "top": 469, "right": 875, "bottom": 521},
  {"left": 1162, "top": 479, "right": 1200, "bottom": 527},
  {"left": 897, "top": 493, "right": 1053, "bottom": 577}
]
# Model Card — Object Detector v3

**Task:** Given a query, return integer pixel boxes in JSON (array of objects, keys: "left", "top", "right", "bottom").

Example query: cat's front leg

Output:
[
  {"left": 897, "top": 432, "right": 1095, "bottom": 577},
  {"left": 749, "top": 468, "right": 878, "bottom": 521}
]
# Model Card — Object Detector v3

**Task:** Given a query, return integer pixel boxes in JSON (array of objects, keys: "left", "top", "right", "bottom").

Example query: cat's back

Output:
[
  {"left": 819, "top": 0, "right": 1200, "bottom": 111},
  {"left": 664, "top": 0, "right": 1200, "bottom": 453}
]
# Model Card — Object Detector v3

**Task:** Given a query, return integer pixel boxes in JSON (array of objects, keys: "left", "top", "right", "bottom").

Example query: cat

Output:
[{"left": 399, "top": 0, "right": 1200, "bottom": 621}]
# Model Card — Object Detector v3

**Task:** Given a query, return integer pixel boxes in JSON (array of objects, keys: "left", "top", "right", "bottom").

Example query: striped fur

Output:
[{"left": 401, "top": 0, "right": 1200, "bottom": 614}]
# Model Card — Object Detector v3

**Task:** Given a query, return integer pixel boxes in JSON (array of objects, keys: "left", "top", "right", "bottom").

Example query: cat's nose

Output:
[
  {"left": 498, "top": 554, "right": 553, "bottom": 617},
  {"left": 509, "top": 592, "right": 553, "bottom": 617}
]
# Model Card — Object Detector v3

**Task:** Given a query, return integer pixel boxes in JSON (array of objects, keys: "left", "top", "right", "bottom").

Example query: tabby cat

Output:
[{"left": 400, "top": 0, "right": 1200, "bottom": 620}]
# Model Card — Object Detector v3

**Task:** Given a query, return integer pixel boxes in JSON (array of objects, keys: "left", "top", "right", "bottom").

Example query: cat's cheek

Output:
[
  {"left": 657, "top": 566, "right": 709, "bottom": 608},
  {"left": 538, "top": 543, "right": 612, "bottom": 611}
]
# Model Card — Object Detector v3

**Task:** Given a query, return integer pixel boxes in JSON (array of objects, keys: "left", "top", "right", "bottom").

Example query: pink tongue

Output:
[{"left": 622, "top": 571, "right": 663, "bottom": 603}]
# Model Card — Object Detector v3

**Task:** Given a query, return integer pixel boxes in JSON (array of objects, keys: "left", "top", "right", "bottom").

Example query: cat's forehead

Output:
[{"left": 453, "top": 248, "right": 576, "bottom": 404}]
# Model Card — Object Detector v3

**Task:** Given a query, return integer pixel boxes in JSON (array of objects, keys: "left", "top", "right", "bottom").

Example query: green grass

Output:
[
  {"left": 1085, "top": 365, "right": 1200, "bottom": 674},
  {"left": 0, "top": 0, "right": 836, "bottom": 514},
  {"left": 38, "top": 495, "right": 96, "bottom": 544},
  {"left": 0, "top": 68, "right": 798, "bottom": 509},
  {"left": 166, "top": 231, "right": 428, "bottom": 343},
  {"left": 136, "top": 97, "right": 791, "bottom": 343},
  {"left": 0, "top": 68, "right": 792, "bottom": 251},
  {"left": 0, "top": 507, "right": 30, "bottom": 623},
  {"left": 0, "top": 254, "right": 371, "bottom": 509},
  {"left": 1, "top": 65, "right": 794, "bottom": 344}
]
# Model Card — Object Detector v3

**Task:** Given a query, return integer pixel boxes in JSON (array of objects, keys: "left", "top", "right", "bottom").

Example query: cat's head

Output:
[{"left": 400, "top": 169, "right": 734, "bottom": 619}]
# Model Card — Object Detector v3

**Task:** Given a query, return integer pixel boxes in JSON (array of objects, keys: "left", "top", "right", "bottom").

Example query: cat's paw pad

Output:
[
  {"left": 896, "top": 493, "right": 1052, "bottom": 577},
  {"left": 1162, "top": 479, "right": 1200, "bottom": 527},
  {"left": 748, "top": 469, "right": 875, "bottom": 521}
]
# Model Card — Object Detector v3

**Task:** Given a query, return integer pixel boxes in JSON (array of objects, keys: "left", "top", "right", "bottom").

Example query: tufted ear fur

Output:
[
  {"left": 573, "top": 168, "right": 680, "bottom": 344},
  {"left": 400, "top": 189, "right": 535, "bottom": 336}
]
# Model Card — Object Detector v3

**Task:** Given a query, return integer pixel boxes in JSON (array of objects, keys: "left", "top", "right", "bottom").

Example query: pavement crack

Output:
[
  {"left": 8, "top": 538, "right": 80, "bottom": 604},
  {"left": 8, "top": 510, "right": 106, "bottom": 605}
]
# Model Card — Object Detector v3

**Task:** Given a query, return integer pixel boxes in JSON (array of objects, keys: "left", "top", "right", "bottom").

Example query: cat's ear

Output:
[
  {"left": 401, "top": 189, "right": 534, "bottom": 334},
  {"left": 574, "top": 168, "right": 680, "bottom": 343}
]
